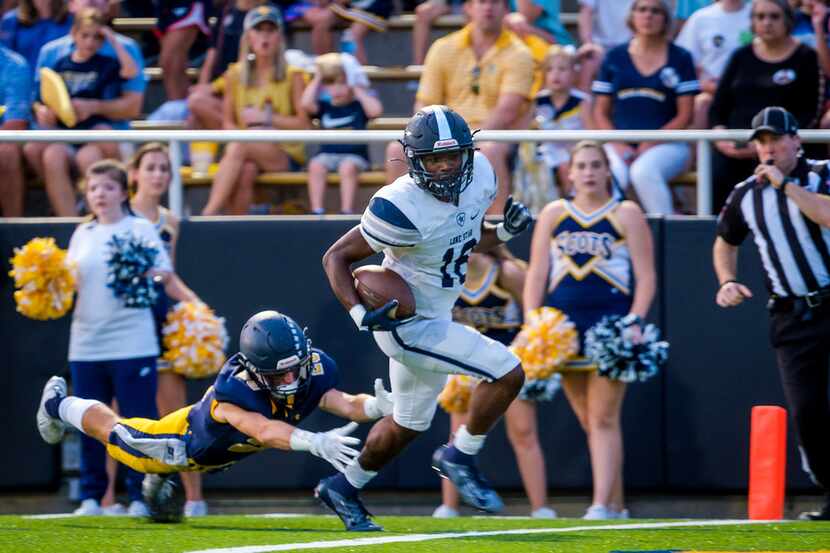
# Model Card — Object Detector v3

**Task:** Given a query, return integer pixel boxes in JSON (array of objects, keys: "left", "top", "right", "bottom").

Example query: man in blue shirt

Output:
[{"left": 0, "top": 44, "right": 31, "bottom": 217}]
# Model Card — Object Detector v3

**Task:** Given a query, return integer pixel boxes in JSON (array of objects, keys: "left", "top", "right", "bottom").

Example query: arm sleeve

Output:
[
  {"left": 313, "top": 350, "right": 341, "bottom": 392},
  {"left": 500, "top": 46, "right": 534, "bottom": 99},
  {"left": 2, "top": 55, "right": 31, "bottom": 122},
  {"left": 708, "top": 50, "right": 739, "bottom": 128},
  {"left": 716, "top": 185, "right": 751, "bottom": 246},
  {"left": 591, "top": 51, "right": 615, "bottom": 96},
  {"left": 416, "top": 40, "right": 445, "bottom": 106},
  {"left": 675, "top": 47, "right": 701, "bottom": 95},
  {"left": 360, "top": 195, "right": 422, "bottom": 252},
  {"left": 119, "top": 37, "right": 147, "bottom": 94}
]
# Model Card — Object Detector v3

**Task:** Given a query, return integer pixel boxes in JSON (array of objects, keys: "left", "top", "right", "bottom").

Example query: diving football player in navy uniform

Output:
[
  {"left": 36, "top": 310, "right": 394, "bottom": 518},
  {"left": 318, "top": 105, "right": 533, "bottom": 531}
]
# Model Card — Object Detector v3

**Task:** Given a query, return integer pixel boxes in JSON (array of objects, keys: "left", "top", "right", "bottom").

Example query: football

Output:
[{"left": 353, "top": 265, "right": 416, "bottom": 319}]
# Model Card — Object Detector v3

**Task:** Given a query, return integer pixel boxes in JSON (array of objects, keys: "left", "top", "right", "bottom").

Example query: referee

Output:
[{"left": 713, "top": 106, "right": 830, "bottom": 521}]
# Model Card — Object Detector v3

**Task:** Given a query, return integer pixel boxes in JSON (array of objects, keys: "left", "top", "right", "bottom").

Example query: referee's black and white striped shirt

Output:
[{"left": 717, "top": 157, "right": 830, "bottom": 297}]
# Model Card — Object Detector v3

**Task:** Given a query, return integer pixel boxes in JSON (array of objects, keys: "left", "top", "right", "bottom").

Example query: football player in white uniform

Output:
[{"left": 316, "top": 105, "right": 533, "bottom": 531}]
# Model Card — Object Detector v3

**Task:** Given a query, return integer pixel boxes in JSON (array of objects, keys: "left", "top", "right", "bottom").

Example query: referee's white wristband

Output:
[
  {"left": 349, "top": 304, "right": 367, "bottom": 330},
  {"left": 496, "top": 223, "right": 514, "bottom": 242}
]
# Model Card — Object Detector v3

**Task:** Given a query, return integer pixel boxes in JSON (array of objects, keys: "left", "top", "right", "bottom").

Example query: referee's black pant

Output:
[{"left": 770, "top": 304, "right": 830, "bottom": 491}]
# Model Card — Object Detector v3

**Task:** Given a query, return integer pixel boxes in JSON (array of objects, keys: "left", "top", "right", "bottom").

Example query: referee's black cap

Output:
[{"left": 750, "top": 106, "right": 799, "bottom": 140}]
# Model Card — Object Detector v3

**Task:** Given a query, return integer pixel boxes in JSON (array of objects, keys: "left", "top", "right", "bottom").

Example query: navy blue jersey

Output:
[
  {"left": 453, "top": 260, "right": 521, "bottom": 346},
  {"left": 184, "top": 349, "right": 339, "bottom": 471},
  {"left": 316, "top": 98, "right": 369, "bottom": 159},
  {"left": 592, "top": 42, "right": 699, "bottom": 131},
  {"left": 44, "top": 52, "right": 122, "bottom": 129}
]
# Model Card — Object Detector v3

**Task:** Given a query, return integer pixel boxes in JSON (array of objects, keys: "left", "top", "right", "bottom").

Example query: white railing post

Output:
[
  {"left": 696, "top": 139, "right": 712, "bottom": 216},
  {"left": 168, "top": 139, "right": 183, "bottom": 218}
]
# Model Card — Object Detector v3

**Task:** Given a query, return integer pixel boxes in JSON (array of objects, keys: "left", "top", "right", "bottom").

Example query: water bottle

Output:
[{"left": 340, "top": 29, "right": 356, "bottom": 55}]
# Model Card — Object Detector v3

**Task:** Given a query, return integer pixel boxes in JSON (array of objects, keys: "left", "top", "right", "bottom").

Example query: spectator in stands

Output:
[
  {"left": 300, "top": 52, "right": 382, "bottom": 214},
  {"left": 35, "top": 0, "right": 147, "bottom": 132},
  {"left": 389, "top": 0, "right": 534, "bottom": 214},
  {"left": 0, "top": 0, "right": 71, "bottom": 74},
  {"left": 675, "top": 0, "right": 752, "bottom": 129},
  {"left": 301, "top": 0, "right": 392, "bottom": 64},
  {"left": 518, "top": 44, "right": 592, "bottom": 203},
  {"left": 66, "top": 160, "right": 172, "bottom": 516},
  {"left": 156, "top": 0, "right": 214, "bottom": 101},
  {"left": 709, "top": 0, "right": 821, "bottom": 211},
  {"left": 413, "top": 0, "right": 461, "bottom": 66},
  {"left": 800, "top": 0, "right": 830, "bottom": 131},
  {"left": 201, "top": 5, "right": 309, "bottom": 216},
  {"left": 502, "top": 0, "right": 575, "bottom": 46},
  {"left": 674, "top": 0, "right": 713, "bottom": 33},
  {"left": 188, "top": 0, "right": 270, "bottom": 131},
  {"left": 592, "top": 0, "right": 699, "bottom": 215},
  {"left": 576, "top": 0, "right": 633, "bottom": 90},
  {"left": 24, "top": 8, "right": 138, "bottom": 217},
  {"left": 128, "top": 143, "right": 206, "bottom": 518},
  {"left": 0, "top": 44, "right": 31, "bottom": 217}
]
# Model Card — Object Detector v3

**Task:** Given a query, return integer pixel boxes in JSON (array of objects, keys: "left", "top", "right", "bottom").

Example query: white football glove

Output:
[
  {"left": 289, "top": 422, "right": 361, "bottom": 473},
  {"left": 363, "top": 378, "right": 394, "bottom": 419}
]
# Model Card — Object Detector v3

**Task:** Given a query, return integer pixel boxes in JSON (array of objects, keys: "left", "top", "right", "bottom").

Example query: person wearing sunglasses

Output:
[
  {"left": 592, "top": 0, "right": 699, "bottom": 215},
  {"left": 709, "top": 0, "right": 821, "bottom": 212}
]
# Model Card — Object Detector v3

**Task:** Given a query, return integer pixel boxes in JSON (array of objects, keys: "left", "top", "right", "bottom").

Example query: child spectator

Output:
[
  {"left": 25, "top": 7, "right": 137, "bottom": 216},
  {"left": 0, "top": 0, "right": 71, "bottom": 74},
  {"left": 0, "top": 44, "right": 31, "bottom": 217},
  {"left": 300, "top": 52, "right": 382, "bottom": 214},
  {"left": 201, "top": 5, "right": 310, "bottom": 216}
]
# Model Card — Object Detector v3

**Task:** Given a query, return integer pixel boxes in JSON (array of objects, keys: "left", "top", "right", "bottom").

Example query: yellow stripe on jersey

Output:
[{"left": 106, "top": 406, "right": 192, "bottom": 474}]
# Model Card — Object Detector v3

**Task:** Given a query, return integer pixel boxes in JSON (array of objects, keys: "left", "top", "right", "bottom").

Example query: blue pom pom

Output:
[
  {"left": 106, "top": 232, "right": 160, "bottom": 309},
  {"left": 584, "top": 315, "right": 669, "bottom": 383},
  {"left": 519, "top": 374, "right": 561, "bottom": 402}
]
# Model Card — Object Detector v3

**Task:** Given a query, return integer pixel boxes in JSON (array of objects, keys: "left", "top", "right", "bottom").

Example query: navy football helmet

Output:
[
  {"left": 401, "top": 105, "right": 475, "bottom": 205},
  {"left": 238, "top": 310, "right": 312, "bottom": 401}
]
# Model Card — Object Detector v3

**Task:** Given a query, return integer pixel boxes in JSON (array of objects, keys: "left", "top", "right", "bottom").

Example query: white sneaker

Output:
[
  {"left": 74, "top": 499, "right": 102, "bottom": 516},
  {"left": 583, "top": 504, "right": 615, "bottom": 520},
  {"left": 127, "top": 500, "right": 150, "bottom": 517},
  {"left": 101, "top": 503, "right": 127, "bottom": 516},
  {"left": 531, "top": 506, "right": 557, "bottom": 519},
  {"left": 613, "top": 508, "right": 630, "bottom": 519},
  {"left": 184, "top": 500, "right": 208, "bottom": 517},
  {"left": 37, "top": 376, "right": 67, "bottom": 444},
  {"left": 432, "top": 504, "right": 459, "bottom": 518}
]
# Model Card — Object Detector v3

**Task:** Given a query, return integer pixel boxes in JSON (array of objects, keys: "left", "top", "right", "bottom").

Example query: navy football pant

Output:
[{"left": 70, "top": 357, "right": 158, "bottom": 503}]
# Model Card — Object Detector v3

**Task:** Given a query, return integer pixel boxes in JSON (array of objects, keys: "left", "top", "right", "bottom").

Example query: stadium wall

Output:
[{"left": 0, "top": 218, "right": 817, "bottom": 493}]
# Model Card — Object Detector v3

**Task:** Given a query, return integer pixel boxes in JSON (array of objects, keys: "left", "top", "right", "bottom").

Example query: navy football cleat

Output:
[
  {"left": 315, "top": 476, "right": 383, "bottom": 532},
  {"left": 432, "top": 444, "right": 504, "bottom": 513}
]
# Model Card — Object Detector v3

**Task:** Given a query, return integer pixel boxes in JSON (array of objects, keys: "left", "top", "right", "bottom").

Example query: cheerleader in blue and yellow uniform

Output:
[
  {"left": 434, "top": 247, "right": 557, "bottom": 520},
  {"left": 524, "top": 140, "right": 656, "bottom": 520}
]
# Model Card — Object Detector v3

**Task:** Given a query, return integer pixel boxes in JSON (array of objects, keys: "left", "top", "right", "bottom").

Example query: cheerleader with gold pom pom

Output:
[
  {"left": 9, "top": 237, "right": 76, "bottom": 320},
  {"left": 524, "top": 141, "right": 657, "bottom": 520},
  {"left": 434, "top": 247, "right": 558, "bottom": 520}
]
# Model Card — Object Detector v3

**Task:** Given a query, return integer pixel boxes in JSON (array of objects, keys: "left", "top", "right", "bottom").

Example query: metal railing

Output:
[{"left": 3, "top": 128, "right": 827, "bottom": 218}]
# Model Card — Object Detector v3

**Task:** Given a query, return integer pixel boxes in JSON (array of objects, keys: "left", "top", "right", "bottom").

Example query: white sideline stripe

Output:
[
  {"left": 246, "top": 514, "right": 334, "bottom": 519},
  {"left": 23, "top": 513, "right": 79, "bottom": 519},
  {"left": 184, "top": 518, "right": 778, "bottom": 553}
]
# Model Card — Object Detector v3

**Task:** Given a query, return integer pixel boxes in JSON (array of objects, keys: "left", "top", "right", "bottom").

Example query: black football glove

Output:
[
  {"left": 362, "top": 299, "right": 406, "bottom": 332},
  {"left": 498, "top": 196, "right": 532, "bottom": 240}
]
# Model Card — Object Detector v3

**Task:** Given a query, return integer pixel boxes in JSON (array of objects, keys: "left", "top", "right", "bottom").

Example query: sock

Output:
[
  {"left": 58, "top": 397, "right": 103, "bottom": 433},
  {"left": 344, "top": 461, "right": 378, "bottom": 490},
  {"left": 452, "top": 425, "right": 486, "bottom": 456},
  {"left": 44, "top": 395, "right": 66, "bottom": 418}
]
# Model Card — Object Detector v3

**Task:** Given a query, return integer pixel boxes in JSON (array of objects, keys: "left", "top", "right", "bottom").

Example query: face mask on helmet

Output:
[
  {"left": 406, "top": 147, "right": 475, "bottom": 205},
  {"left": 242, "top": 345, "right": 312, "bottom": 401}
]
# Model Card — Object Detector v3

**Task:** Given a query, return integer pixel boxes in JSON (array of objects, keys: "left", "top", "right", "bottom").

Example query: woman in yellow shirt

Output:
[{"left": 202, "top": 5, "right": 309, "bottom": 215}]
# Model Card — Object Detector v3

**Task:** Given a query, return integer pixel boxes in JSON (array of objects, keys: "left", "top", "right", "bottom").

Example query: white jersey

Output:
[{"left": 360, "top": 151, "right": 497, "bottom": 319}]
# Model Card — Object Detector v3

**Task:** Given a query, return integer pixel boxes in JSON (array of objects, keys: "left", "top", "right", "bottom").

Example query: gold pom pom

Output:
[
  {"left": 9, "top": 237, "right": 76, "bottom": 320},
  {"left": 437, "top": 374, "right": 480, "bottom": 414},
  {"left": 510, "top": 307, "right": 579, "bottom": 380},
  {"left": 162, "top": 301, "right": 229, "bottom": 379}
]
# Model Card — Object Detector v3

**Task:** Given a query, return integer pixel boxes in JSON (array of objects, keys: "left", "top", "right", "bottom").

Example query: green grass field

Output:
[{"left": 1, "top": 515, "right": 828, "bottom": 553}]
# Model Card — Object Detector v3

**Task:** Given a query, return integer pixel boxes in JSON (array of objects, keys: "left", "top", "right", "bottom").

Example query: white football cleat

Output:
[{"left": 37, "top": 376, "right": 67, "bottom": 444}]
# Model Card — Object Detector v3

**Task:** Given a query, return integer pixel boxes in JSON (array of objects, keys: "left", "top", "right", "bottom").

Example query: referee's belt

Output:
[{"left": 768, "top": 287, "right": 830, "bottom": 313}]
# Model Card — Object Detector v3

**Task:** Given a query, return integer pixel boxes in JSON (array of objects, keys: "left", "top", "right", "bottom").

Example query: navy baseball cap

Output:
[{"left": 750, "top": 106, "right": 799, "bottom": 140}]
